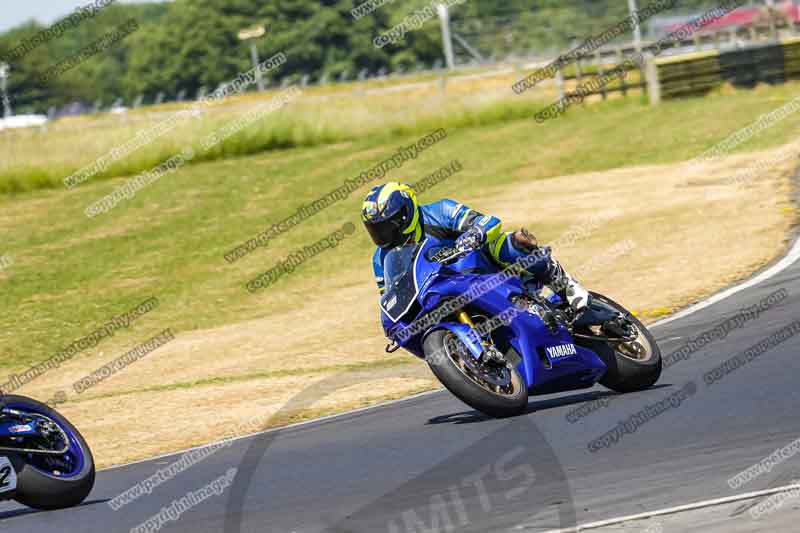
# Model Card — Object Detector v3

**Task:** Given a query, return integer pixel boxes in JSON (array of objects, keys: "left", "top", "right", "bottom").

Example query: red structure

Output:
[{"left": 664, "top": 2, "right": 800, "bottom": 34}]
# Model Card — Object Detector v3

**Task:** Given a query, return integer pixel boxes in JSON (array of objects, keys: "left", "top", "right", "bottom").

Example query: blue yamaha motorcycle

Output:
[
  {"left": 381, "top": 236, "right": 662, "bottom": 417},
  {"left": 0, "top": 394, "right": 95, "bottom": 509}
]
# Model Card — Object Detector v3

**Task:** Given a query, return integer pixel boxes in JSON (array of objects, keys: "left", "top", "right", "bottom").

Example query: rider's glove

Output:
[{"left": 455, "top": 226, "right": 486, "bottom": 252}]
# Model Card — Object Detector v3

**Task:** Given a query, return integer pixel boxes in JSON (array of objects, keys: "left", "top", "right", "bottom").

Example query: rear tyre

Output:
[
  {"left": 2, "top": 395, "right": 95, "bottom": 510},
  {"left": 581, "top": 293, "right": 662, "bottom": 393},
  {"left": 424, "top": 330, "right": 528, "bottom": 418}
]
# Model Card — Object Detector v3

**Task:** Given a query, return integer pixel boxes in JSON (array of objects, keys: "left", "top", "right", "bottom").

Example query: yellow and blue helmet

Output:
[{"left": 361, "top": 182, "right": 421, "bottom": 249}]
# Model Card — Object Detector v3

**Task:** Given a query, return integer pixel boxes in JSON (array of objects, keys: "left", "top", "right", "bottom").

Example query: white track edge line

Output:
[
  {"left": 102, "top": 234, "right": 800, "bottom": 472},
  {"left": 531, "top": 483, "right": 800, "bottom": 533}
]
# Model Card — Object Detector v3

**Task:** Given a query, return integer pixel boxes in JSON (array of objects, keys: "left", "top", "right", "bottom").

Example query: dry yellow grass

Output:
[{"left": 10, "top": 141, "right": 796, "bottom": 468}]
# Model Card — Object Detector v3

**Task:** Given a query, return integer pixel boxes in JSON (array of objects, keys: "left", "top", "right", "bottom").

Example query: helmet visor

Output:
[{"left": 364, "top": 208, "right": 408, "bottom": 248}]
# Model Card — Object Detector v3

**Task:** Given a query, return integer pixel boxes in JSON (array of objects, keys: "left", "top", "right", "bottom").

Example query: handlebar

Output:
[{"left": 432, "top": 244, "right": 475, "bottom": 264}]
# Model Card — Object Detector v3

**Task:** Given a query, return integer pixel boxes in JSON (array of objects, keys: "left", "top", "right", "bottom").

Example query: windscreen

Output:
[{"left": 380, "top": 244, "right": 421, "bottom": 323}]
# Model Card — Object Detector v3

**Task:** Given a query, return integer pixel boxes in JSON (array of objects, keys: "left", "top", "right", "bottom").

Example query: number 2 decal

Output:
[
  {"left": 0, "top": 457, "right": 18, "bottom": 494},
  {"left": 0, "top": 466, "right": 11, "bottom": 488}
]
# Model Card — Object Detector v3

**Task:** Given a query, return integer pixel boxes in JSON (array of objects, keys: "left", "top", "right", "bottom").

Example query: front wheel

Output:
[
  {"left": 424, "top": 330, "right": 528, "bottom": 418},
  {"left": 1, "top": 395, "right": 95, "bottom": 510},
  {"left": 578, "top": 293, "right": 662, "bottom": 393}
]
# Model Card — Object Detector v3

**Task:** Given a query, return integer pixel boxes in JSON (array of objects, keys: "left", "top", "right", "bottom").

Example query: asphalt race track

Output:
[{"left": 2, "top": 237, "right": 800, "bottom": 533}]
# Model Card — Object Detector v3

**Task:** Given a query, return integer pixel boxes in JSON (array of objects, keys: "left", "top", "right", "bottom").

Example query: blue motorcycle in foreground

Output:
[
  {"left": 381, "top": 236, "right": 662, "bottom": 417},
  {"left": 0, "top": 394, "right": 95, "bottom": 509}
]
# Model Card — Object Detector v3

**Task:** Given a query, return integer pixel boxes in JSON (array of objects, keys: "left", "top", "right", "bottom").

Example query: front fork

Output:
[
  {"left": 385, "top": 312, "right": 493, "bottom": 358},
  {"left": 455, "top": 309, "right": 475, "bottom": 328},
  {"left": 455, "top": 310, "right": 505, "bottom": 365}
]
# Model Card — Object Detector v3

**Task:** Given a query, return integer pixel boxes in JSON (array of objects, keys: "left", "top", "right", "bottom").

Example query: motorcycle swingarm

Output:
[
  {"left": 0, "top": 410, "right": 70, "bottom": 455},
  {"left": 0, "top": 443, "right": 69, "bottom": 455}
]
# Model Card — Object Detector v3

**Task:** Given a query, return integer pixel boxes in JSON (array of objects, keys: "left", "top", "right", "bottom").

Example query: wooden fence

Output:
[
  {"left": 647, "top": 36, "right": 800, "bottom": 103},
  {"left": 529, "top": 22, "right": 800, "bottom": 104}
]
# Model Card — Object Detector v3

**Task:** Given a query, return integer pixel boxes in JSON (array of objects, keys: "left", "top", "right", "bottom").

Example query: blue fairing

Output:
[{"left": 379, "top": 236, "right": 607, "bottom": 395}]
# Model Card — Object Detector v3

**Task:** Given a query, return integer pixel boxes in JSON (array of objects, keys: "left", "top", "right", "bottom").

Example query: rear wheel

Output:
[
  {"left": 579, "top": 293, "right": 662, "bottom": 393},
  {"left": 1, "top": 395, "right": 95, "bottom": 510},
  {"left": 424, "top": 330, "right": 528, "bottom": 418}
]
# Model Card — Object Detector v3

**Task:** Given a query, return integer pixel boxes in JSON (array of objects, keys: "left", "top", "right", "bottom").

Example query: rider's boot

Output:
[
  {"left": 545, "top": 259, "right": 590, "bottom": 317},
  {"left": 505, "top": 228, "right": 589, "bottom": 318}
]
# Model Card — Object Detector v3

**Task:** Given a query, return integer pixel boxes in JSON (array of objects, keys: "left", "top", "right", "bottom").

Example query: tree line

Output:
[{"left": 0, "top": 0, "right": 730, "bottom": 113}]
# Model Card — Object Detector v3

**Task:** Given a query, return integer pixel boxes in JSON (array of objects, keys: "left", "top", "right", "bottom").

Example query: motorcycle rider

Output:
[{"left": 361, "top": 182, "right": 590, "bottom": 313}]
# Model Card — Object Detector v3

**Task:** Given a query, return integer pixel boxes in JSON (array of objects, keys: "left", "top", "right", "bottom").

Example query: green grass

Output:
[
  {"left": 0, "top": 88, "right": 553, "bottom": 195},
  {"left": 2, "top": 80, "right": 800, "bottom": 372}
]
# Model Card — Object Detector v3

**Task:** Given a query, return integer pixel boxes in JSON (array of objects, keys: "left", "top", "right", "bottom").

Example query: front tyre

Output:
[
  {"left": 2, "top": 395, "right": 95, "bottom": 510},
  {"left": 424, "top": 330, "right": 528, "bottom": 418}
]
